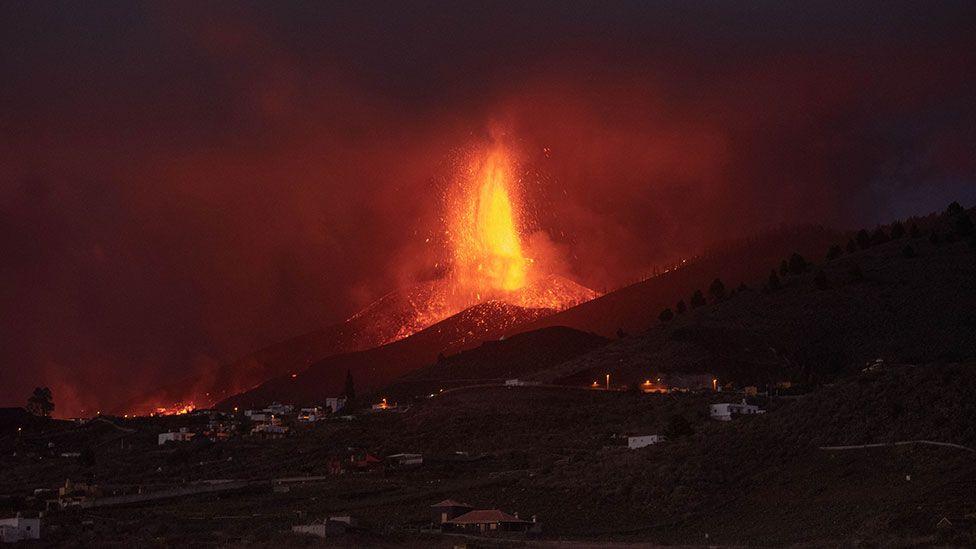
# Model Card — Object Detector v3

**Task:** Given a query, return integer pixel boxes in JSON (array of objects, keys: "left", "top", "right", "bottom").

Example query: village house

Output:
[
  {"left": 244, "top": 409, "right": 270, "bottom": 422},
  {"left": 0, "top": 514, "right": 40, "bottom": 543},
  {"left": 324, "top": 396, "right": 347, "bottom": 413},
  {"left": 710, "top": 399, "right": 765, "bottom": 421},
  {"left": 158, "top": 428, "right": 195, "bottom": 445},
  {"left": 504, "top": 379, "right": 541, "bottom": 387},
  {"left": 443, "top": 509, "right": 538, "bottom": 535},
  {"left": 265, "top": 403, "right": 294, "bottom": 416},
  {"left": 292, "top": 515, "right": 358, "bottom": 539},
  {"left": 627, "top": 435, "right": 666, "bottom": 449},
  {"left": 662, "top": 373, "right": 717, "bottom": 392},
  {"left": 297, "top": 407, "right": 325, "bottom": 423},
  {"left": 386, "top": 453, "right": 423, "bottom": 468},
  {"left": 431, "top": 499, "right": 474, "bottom": 524},
  {"left": 251, "top": 423, "right": 289, "bottom": 438}
]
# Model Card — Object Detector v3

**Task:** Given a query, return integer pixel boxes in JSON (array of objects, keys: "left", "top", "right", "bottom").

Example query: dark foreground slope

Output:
[
  {"left": 539, "top": 224, "right": 976, "bottom": 388},
  {"left": 216, "top": 301, "right": 553, "bottom": 409},
  {"left": 7, "top": 363, "right": 975, "bottom": 546}
]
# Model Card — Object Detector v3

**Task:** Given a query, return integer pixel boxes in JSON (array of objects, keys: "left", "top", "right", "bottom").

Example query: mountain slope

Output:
[
  {"left": 534, "top": 219, "right": 976, "bottom": 388},
  {"left": 510, "top": 224, "right": 841, "bottom": 339},
  {"left": 215, "top": 301, "right": 554, "bottom": 409}
]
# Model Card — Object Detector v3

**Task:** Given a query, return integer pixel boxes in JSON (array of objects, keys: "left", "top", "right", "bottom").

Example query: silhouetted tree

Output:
[
  {"left": 814, "top": 270, "right": 829, "bottom": 290},
  {"left": 856, "top": 229, "right": 872, "bottom": 249},
  {"left": 708, "top": 278, "right": 726, "bottom": 301},
  {"left": 902, "top": 245, "right": 916, "bottom": 258},
  {"left": 787, "top": 253, "right": 808, "bottom": 275},
  {"left": 737, "top": 282, "right": 749, "bottom": 292},
  {"left": 659, "top": 308, "right": 674, "bottom": 322},
  {"left": 870, "top": 227, "right": 889, "bottom": 246},
  {"left": 909, "top": 223, "right": 921, "bottom": 238},
  {"left": 766, "top": 270, "right": 781, "bottom": 291},
  {"left": 675, "top": 300, "right": 686, "bottom": 314},
  {"left": 779, "top": 260, "right": 789, "bottom": 276},
  {"left": 846, "top": 238, "right": 858, "bottom": 254},
  {"left": 890, "top": 221, "right": 905, "bottom": 239},
  {"left": 929, "top": 231, "right": 942, "bottom": 246},
  {"left": 690, "top": 289, "right": 706, "bottom": 308},
  {"left": 955, "top": 213, "right": 974, "bottom": 236},
  {"left": 826, "top": 244, "right": 843, "bottom": 260},
  {"left": 947, "top": 201, "right": 965, "bottom": 217},
  {"left": 849, "top": 264, "right": 865, "bottom": 282},
  {"left": 26, "top": 387, "right": 54, "bottom": 417},
  {"left": 343, "top": 370, "right": 356, "bottom": 402},
  {"left": 616, "top": 328, "right": 629, "bottom": 339}
]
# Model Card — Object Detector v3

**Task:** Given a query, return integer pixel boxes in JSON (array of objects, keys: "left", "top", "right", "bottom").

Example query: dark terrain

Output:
[{"left": 4, "top": 205, "right": 975, "bottom": 547}]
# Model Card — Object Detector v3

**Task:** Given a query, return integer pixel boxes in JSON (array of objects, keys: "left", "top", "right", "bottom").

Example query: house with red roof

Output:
[{"left": 443, "top": 508, "right": 537, "bottom": 535}]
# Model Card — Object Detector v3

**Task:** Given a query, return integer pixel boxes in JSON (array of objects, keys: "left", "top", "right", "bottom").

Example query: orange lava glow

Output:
[
  {"left": 154, "top": 402, "right": 196, "bottom": 416},
  {"left": 450, "top": 147, "right": 529, "bottom": 294},
  {"left": 379, "top": 144, "right": 599, "bottom": 342}
]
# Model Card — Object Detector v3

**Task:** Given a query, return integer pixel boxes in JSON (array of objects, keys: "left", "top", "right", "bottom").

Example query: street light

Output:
[{"left": 605, "top": 373, "right": 610, "bottom": 391}]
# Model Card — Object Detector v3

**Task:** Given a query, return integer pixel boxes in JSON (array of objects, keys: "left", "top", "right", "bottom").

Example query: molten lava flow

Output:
[{"left": 450, "top": 147, "right": 529, "bottom": 298}]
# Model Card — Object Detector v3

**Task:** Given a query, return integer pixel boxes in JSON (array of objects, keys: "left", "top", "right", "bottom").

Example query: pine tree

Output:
[
  {"left": 909, "top": 224, "right": 921, "bottom": 238},
  {"left": 846, "top": 239, "right": 857, "bottom": 254},
  {"left": 766, "top": 270, "right": 781, "bottom": 291},
  {"left": 890, "top": 221, "right": 905, "bottom": 239},
  {"left": 708, "top": 278, "right": 726, "bottom": 301},
  {"left": 675, "top": 300, "right": 687, "bottom": 314},
  {"left": 659, "top": 308, "right": 674, "bottom": 322},
  {"left": 787, "top": 253, "right": 808, "bottom": 275},
  {"left": 690, "top": 290, "right": 706, "bottom": 308},
  {"left": 870, "top": 227, "right": 889, "bottom": 246},
  {"left": 856, "top": 229, "right": 871, "bottom": 249},
  {"left": 826, "top": 244, "right": 843, "bottom": 260},
  {"left": 343, "top": 370, "right": 356, "bottom": 401},
  {"left": 26, "top": 387, "right": 54, "bottom": 418}
]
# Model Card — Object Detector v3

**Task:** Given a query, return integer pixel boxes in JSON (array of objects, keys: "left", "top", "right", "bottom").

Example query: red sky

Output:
[{"left": 2, "top": 1, "right": 975, "bottom": 415}]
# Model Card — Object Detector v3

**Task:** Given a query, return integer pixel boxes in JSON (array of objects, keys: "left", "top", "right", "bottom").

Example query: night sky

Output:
[{"left": 2, "top": 1, "right": 975, "bottom": 415}]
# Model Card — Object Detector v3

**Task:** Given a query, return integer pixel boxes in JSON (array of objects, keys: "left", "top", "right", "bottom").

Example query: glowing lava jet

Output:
[
  {"left": 449, "top": 147, "right": 530, "bottom": 299},
  {"left": 362, "top": 144, "right": 599, "bottom": 343}
]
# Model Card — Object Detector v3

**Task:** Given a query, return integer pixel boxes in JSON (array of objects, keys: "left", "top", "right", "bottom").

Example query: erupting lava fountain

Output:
[{"left": 351, "top": 144, "right": 599, "bottom": 344}]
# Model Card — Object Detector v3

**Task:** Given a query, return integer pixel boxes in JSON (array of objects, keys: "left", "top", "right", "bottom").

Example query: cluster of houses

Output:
[{"left": 709, "top": 399, "right": 765, "bottom": 421}]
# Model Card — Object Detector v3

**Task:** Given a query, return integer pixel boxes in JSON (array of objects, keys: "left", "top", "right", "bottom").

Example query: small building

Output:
[
  {"left": 431, "top": 499, "right": 474, "bottom": 524},
  {"left": 158, "top": 428, "right": 195, "bottom": 445},
  {"left": 504, "top": 379, "right": 541, "bottom": 387},
  {"left": 298, "top": 407, "right": 325, "bottom": 423},
  {"left": 251, "top": 423, "right": 289, "bottom": 438},
  {"left": 324, "top": 396, "right": 347, "bottom": 413},
  {"left": 292, "top": 516, "right": 358, "bottom": 539},
  {"left": 710, "top": 400, "right": 765, "bottom": 421},
  {"left": 371, "top": 398, "right": 399, "bottom": 412},
  {"left": 627, "top": 435, "right": 665, "bottom": 449},
  {"left": 244, "top": 410, "right": 269, "bottom": 422},
  {"left": 387, "top": 453, "right": 423, "bottom": 467},
  {"left": 0, "top": 515, "right": 40, "bottom": 543},
  {"left": 266, "top": 403, "right": 294, "bottom": 416},
  {"left": 444, "top": 509, "right": 535, "bottom": 535}
]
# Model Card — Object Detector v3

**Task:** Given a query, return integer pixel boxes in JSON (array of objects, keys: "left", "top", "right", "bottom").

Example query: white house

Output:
[
  {"left": 627, "top": 435, "right": 665, "bottom": 449},
  {"left": 244, "top": 410, "right": 269, "bottom": 422},
  {"left": 387, "top": 453, "right": 423, "bottom": 466},
  {"left": 710, "top": 400, "right": 765, "bottom": 421},
  {"left": 504, "top": 379, "right": 541, "bottom": 387},
  {"left": 324, "top": 396, "right": 347, "bottom": 413},
  {"left": 266, "top": 403, "right": 294, "bottom": 416},
  {"left": 158, "top": 428, "right": 195, "bottom": 445},
  {"left": 298, "top": 407, "right": 324, "bottom": 423},
  {"left": 0, "top": 515, "right": 40, "bottom": 543}
]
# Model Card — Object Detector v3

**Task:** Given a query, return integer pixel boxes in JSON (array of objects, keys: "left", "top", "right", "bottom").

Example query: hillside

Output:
[
  {"left": 509, "top": 224, "right": 841, "bottom": 338},
  {"left": 215, "top": 301, "right": 554, "bottom": 410},
  {"left": 535, "top": 214, "right": 976, "bottom": 389},
  {"left": 383, "top": 326, "right": 610, "bottom": 400}
]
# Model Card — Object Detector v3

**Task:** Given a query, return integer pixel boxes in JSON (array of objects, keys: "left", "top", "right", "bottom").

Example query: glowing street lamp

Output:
[{"left": 606, "top": 373, "right": 611, "bottom": 391}]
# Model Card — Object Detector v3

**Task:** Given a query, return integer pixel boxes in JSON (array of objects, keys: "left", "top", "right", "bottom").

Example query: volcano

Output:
[{"left": 121, "top": 144, "right": 597, "bottom": 415}]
